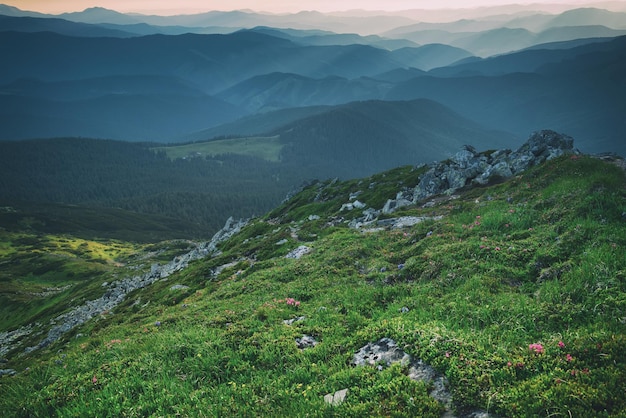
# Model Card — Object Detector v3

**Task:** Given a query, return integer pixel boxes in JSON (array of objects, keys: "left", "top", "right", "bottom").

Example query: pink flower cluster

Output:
[
  {"left": 285, "top": 298, "right": 300, "bottom": 307},
  {"left": 529, "top": 343, "right": 544, "bottom": 354}
]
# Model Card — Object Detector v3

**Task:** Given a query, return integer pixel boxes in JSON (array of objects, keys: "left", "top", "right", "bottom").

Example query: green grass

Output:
[
  {"left": 1, "top": 155, "right": 625, "bottom": 417},
  {"left": 155, "top": 136, "right": 283, "bottom": 162}
]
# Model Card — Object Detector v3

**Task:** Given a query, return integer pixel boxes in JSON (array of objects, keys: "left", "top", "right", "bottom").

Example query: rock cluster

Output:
[
  {"left": 342, "top": 130, "right": 576, "bottom": 229},
  {"left": 386, "top": 130, "right": 577, "bottom": 213}
]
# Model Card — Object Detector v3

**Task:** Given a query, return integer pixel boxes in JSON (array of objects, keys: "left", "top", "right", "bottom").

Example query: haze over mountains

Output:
[{"left": 0, "top": 2, "right": 624, "bottom": 158}]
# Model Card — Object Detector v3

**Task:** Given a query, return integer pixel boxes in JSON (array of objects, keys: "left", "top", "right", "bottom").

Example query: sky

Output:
[{"left": 6, "top": 0, "right": 615, "bottom": 15}]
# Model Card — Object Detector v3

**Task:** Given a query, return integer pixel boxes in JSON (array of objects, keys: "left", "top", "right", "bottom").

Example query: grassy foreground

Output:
[{"left": 1, "top": 155, "right": 625, "bottom": 417}]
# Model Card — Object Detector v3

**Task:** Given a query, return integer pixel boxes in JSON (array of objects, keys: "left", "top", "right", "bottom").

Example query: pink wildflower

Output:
[
  {"left": 92, "top": 376, "right": 98, "bottom": 384},
  {"left": 507, "top": 361, "right": 512, "bottom": 367},
  {"left": 566, "top": 354, "right": 573, "bottom": 362},
  {"left": 529, "top": 343, "right": 544, "bottom": 354},
  {"left": 558, "top": 341, "right": 565, "bottom": 349},
  {"left": 445, "top": 352, "right": 450, "bottom": 358}
]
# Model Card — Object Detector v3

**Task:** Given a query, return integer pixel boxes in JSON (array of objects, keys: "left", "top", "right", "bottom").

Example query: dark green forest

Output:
[{"left": 0, "top": 138, "right": 314, "bottom": 237}]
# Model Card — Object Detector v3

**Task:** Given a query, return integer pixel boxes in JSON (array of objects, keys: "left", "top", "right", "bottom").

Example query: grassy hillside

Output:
[
  {"left": 1, "top": 153, "right": 624, "bottom": 417},
  {"left": 0, "top": 201, "right": 215, "bottom": 336}
]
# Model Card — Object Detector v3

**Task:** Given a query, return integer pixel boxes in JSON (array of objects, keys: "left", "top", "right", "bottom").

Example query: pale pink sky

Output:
[{"left": 6, "top": 0, "right": 616, "bottom": 15}]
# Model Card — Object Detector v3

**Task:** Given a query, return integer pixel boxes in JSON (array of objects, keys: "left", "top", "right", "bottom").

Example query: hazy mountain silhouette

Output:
[
  {"left": 215, "top": 73, "right": 392, "bottom": 113},
  {"left": 275, "top": 99, "right": 516, "bottom": 176},
  {"left": 0, "top": 15, "right": 136, "bottom": 37},
  {"left": 0, "top": 30, "right": 425, "bottom": 92},
  {"left": 386, "top": 36, "right": 626, "bottom": 155},
  {"left": 0, "top": 4, "right": 623, "bottom": 156},
  {"left": 382, "top": 8, "right": 626, "bottom": 56},
  {"left": 0, "top": 75, "right": 244, "bottom": 141},
  {"left": 57, "top": 7, "right": 142, "bottom": 25},
  {"left": 185, "top": 98, "right": 517, "bottom": 177},
  {"left": 0, "top": 92, "right": 244, "bottom": 141},
  {"left": 0, "top": 13, "right": 233, "bottom": 37},
  {"left": 246, "top": 26, "right": 418, "bottom": 50}
]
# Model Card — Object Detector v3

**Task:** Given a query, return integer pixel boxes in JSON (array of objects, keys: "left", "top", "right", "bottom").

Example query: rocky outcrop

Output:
[
  {"left": 344, "top": 130, "right": 576, "bottom": 229},
  {"left": 388, "top": 130, "right": 577, "bottom": 213},
  {"left": 17, "top": 217, "right": 248, "bottom": 355}
]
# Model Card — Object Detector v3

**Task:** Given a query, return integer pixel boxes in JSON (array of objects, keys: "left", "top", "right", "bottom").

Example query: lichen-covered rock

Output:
[
  {"left": 295, "top": 334, "right": 318, "bottom": 349},
  {"left": 324, "top": 388, "right": 348, "bottom": 406},
  {"left": 285, "top": 245, "right": 312, "bottom": 259},
  {"left": 353, "top": 338, "right": 496, "bottom": 418},
  {"left": 352, "top": 338, "right": 412, "bottom": 368}
]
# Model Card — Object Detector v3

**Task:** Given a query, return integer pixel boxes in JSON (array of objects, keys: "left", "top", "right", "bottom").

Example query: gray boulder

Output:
[{"left": 324, "top": 388, "right": 349, "bottom": 406}]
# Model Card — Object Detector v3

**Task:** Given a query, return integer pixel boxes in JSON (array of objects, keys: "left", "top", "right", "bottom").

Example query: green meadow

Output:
[{"left": 155, "top": 136, "right": 283, "bottom": 162}]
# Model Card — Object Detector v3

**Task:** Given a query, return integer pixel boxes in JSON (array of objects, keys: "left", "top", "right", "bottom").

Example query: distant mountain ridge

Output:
[{"left": 0, "top": 3, "right": 624, "bottom": 156}]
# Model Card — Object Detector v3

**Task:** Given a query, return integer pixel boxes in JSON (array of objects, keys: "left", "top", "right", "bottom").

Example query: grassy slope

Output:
[{"left": 1, "top": 155, "right": 625, "bottom": 417}]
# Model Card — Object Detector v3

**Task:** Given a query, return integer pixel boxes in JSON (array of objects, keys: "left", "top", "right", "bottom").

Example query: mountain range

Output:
[{"left": 1, "top": 4, "right": 625, "bottom": 156}]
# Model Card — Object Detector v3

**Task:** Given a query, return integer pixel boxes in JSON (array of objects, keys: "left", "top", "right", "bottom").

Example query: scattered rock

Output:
[
  {"left": 169, "top": 285, "right": 190, "bottom": 291},
  {"left": 285, "top": 246, "right": 312, "bottom": 259},
  {"left": 283, "top": 316, "right": 305, "bottom": 326},
  {"left": 352, "top": 337, "right": 412, "bottom": 368},
  {"left": 386, "top": 216, "right": 444, "bottom": 229},
  {"left": 324, "top": 388, "right": 349, "bottom": 406},
  {"left": 340, "top": 200, "right": 366, "bottom": 211},
  {"left": 0, "top": 325, "right": 34, "bottom": 358},
  {"left": 382, "top": 191, "right": 413, "bottom": 214},
  {"left": 349, "top": 191, "right": 362, "bottom": 200},
  {"left": 295, "top": 334, "right": 318, "bottom": 349},
  {"left": 0, "top": 369, "right": 16, "bottom": 376}
]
